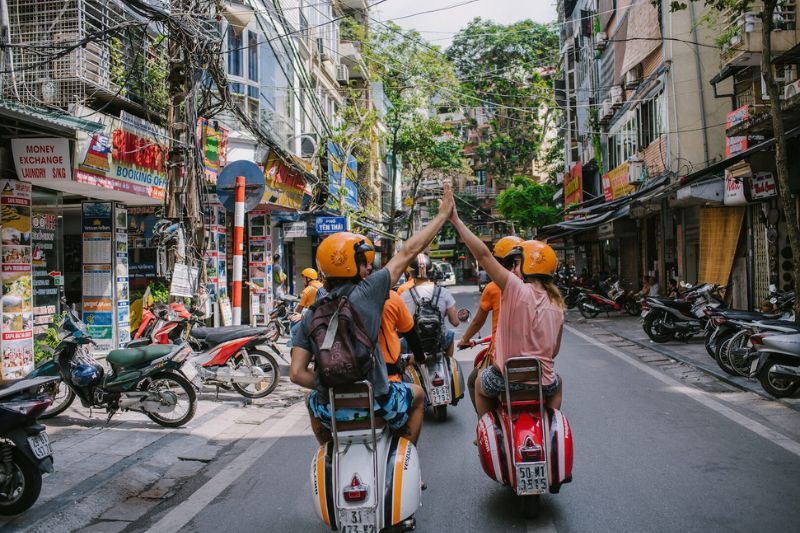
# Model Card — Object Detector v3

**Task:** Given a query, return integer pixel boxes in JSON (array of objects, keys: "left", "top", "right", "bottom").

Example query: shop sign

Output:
[
  {"left": 0, "top": 179, "right": 34, "bottom": 379},
  {"left": 284, "top": 222, "right": 307, "bottom": 239},
  {"left": 724, "top": 169, "right": 748, "bottom": 206},
  {"left": 11, "top": 138, "right": 70, "bottom": 181},
  {"left": 749, "top": 172, "right": 777, "bottom": 200},
  {"left": 725, "top": 136, "right": 748, "bottom": 157},
  {"left": 199, "top": 118, "right": 228, "bottom": 184},
  {"left": 327, "top": 142, "right": 358, "bottom": 210},
  {"left": 602, "top": 162, "right": 635, "bottom": 201},
  {"left": 263, "top": 154, "right": 309, "bottom": 210},
  {"left": 429, "top": 250, "right": 454, "bottom": 258},
  {"left": 726, "top": 105, "right": 749, "bottom": 129},
  {"left": 74, "top": 111, "right": 167, "bottom": 201},
  {"left": 564, "top": 163, "right": 583, "bottom": 207},
  {"left": 316, "top": 216, "right": 348, "bottom": 234}
]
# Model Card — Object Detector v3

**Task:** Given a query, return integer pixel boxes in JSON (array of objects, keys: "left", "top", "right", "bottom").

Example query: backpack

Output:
[
  {"left": 308, "top": 286, "right": 375, "bottom": 387},
  {"left": 409, "top": 286, "right": 444, "bottom": 356}
]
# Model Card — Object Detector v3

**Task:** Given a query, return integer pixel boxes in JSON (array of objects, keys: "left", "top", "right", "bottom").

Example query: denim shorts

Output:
[
  {"left": 480, "top": 365, "right": 561, "bottom": 398},
  {"left": 307, "top": 382, "right": 414, "bottom": 431}
]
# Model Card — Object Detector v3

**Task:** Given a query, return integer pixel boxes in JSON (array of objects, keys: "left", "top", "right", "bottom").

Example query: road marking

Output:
[
  {"left": 527, "top": 519, "right": 558, "bottom": 533},
  {"left": 146, "top": 402, "right": 310, "bottom": 533},
  {"left": 566, "top": 325, "right": 800, "bottom": 458}
]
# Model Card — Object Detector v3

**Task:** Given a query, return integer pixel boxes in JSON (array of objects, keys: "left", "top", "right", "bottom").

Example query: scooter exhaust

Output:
[
  {"left": 197, "top": 366, "right": 267, "bottom": 385},
  {"left": 770, "top": 364, "right": 800, "bottom": 379}
]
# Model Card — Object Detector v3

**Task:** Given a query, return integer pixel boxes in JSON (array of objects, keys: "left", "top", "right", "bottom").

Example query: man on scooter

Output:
[
  {"left": 457, "top": 236, "right": 522, "bottom": 409},
  {"left": 289, "top": 182, "right": 456, "bottom": 446}
]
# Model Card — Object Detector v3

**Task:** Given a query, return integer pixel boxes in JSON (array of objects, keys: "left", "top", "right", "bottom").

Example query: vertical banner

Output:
[
  {"left": 31, "top": 209, "right": 61, "bottom": 338},
  {"left": 203, "top": 196, "right": 227, "bottom": 326},
  {"left": 115, "top": 206, "right": 130, "bottom": 347},
  {"left": 82, "top": 202, "right": 115, "bottom": 352},
  {"left": 247, "top": 209, "right": 272, "bottom": 325},
  {"left": 0, "top": 180, "right": 34, "bottom": 379}
]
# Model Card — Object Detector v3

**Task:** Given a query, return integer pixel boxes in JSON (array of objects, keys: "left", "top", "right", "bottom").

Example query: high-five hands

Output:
[{"left": 438, "top": 179, "right": 454, "bottom": 219}]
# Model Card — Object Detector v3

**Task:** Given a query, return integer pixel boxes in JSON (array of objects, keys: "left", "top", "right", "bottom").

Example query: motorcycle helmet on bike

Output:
[
  {"left": 492, "top": 236, "right": 523, "bottom": 259},
  {"left": 71, "top": 363, "right": 103, "bottom": 387},
  {"left": 508, "top": 240, "right": 558, "bottom": 278},
  {"left": 409, "top": 254, "right": 434, "bottom": 279},
  {"left": 316, "top": 232, "right": 375, "bottom": 278},
  {"left": 301, "top": 268, "right": 318, "bottom": 281}
]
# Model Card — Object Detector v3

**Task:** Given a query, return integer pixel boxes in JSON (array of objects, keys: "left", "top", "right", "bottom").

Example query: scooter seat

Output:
[
  {"left": 191, "top": 326, "right": 252, "bottom": 340},
  {"left": 107, "top": 345, "right": 173, "bottom": 368},
  {"left": 717, "top": 310, "right": 775, "bottom": 320},
  {"left": 757, "top": 320, "right": 800, "bottom": 332},
  {"left": 192, "top": 326, "right": 265, "bottom": 345}
]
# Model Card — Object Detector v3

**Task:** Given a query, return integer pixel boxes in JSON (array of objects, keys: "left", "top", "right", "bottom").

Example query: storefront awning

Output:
[{"left": 0, "top": 99, "right": 104, "bottom": 135}]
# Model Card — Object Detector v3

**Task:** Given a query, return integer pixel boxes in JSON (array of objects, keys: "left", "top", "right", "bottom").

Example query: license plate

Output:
[
  {"left": 181, "top": 361, "right": 198, "bottom": 382},
  {"left": 338, "top": 508, "right": 376, "bottom": 533},
  {"left": 515, "top": 462, "right": 548, "bottom": 495},
  {"left": 28, "top": 432, "right": 52, "bottom": 460},
  {"left": 430, "top": 385, "right": 451, "bottom": 406}
]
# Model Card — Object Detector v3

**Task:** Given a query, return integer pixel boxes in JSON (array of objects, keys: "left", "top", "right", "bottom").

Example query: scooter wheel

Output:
[
  {"left": 40, "top": 381, "right": 76, "bottom": 419},
  {"left": 578, "top": 301, "right": 599, "bottom": 319},
  {"left": 643, "top": 311, "right": 674, "bottom": 343},
  {"left": 520, "top": 494, "right": 541, "bottom": 519},
  {"left": 0, "top": 447, "right": 42, "bottom": 516},
  {"left": 433, "top": 405, "right": 447, "bottom": 422},
  {"left": 232, "top": 350, "right": 280, "bottom": 399},
  {"left": 758, "top": 360, "right": 800, "bottom": 398}
]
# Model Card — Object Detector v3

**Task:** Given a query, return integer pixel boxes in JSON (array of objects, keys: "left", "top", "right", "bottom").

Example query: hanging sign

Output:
[
  {"left": 11, "top": 138, "right": 71, "bottom": 181},
  {"left": 564, "top": 163, "right": 583, "bottom": 207},
  {"left": 724, "top": 169, "right": 748, "bottom": 206},
  {"left": 749, "top": 172, "right": 777, "bottom": 200},
  {"left": 602, "top": 162, "right": 634, "bottom": 201},
  {"left": 284, "top": 222, "right": 307, "bottom": 239},
  {"left": 316, "top": 216, "right": 348, "bottom": 234}
]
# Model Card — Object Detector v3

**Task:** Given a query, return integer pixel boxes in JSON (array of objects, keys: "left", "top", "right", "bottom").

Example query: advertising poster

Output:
[
  {"left": 204, "top": 198, "right": 228, "bottom": 325},
  {"left": 31, "top": 210, "right": 60, "bottom": 337},
  {"left": 82, "top": 202, "right": 116, "bottom": 352},
  {"left": 248, "top": 210, "right": 272, "bottom": 325},
  {"left": 0, "top": 179, "right": 34, "bottom": 379},
  {"left": 199, "top": 119, "right": 229, "bottom": 184},
  {"left": 262, "top": 154, "right": 309, "bottom": 210},
  {"left": 115, "top": 207, "right": 130, "bottom": 346}
]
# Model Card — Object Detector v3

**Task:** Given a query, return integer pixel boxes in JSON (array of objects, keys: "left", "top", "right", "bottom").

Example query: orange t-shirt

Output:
[
  {"left": 299, "top": 280, "right": 323, "bottom": 308},
  {"left": 479, "top": 281, "right": 502, "bottom": 363},
  {"left": 396, "top": 278, "right": 415, "bottom": 295},
  {"left": 380, "top": 291, "right": 415, "bottom": 381}
]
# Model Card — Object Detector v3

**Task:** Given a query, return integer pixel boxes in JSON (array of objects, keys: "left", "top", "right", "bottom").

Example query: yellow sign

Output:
[{"left": 602, "top": 161, "right": 635, "bottom": 201}]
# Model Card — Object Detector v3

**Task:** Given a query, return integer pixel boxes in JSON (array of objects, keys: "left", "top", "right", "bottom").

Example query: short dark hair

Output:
[{"left": 273, "top": 253, "right": 280, "bottom": 260}]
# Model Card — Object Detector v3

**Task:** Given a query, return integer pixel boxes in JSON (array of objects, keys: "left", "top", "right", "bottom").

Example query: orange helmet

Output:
[
  {"left": 493, "top": 236, "right": 523, "bottom": 259},
  {"left": 510, "top": 240, "right": 558, "bottom": 277},
  {"left": 301, "top": 268, "right": 318, "bottom": 280},
  {"left": 316, "top": 232, "right": 375, "bottom": 278}
]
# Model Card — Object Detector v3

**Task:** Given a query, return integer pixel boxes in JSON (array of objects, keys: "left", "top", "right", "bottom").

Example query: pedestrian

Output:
[
  {"left": 667, "top": 278, "right": 679, "bottom": 299},
  {"left": 649, "top": 276, "right": 661, "bottom": 297},
  {"left": 272, "top": 253, "right": 287, "bottom": 298}
]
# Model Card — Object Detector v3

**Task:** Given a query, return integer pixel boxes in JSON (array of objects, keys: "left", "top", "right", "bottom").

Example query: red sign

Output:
[
  {"left": 564, "top": 163, "right": 583, "bottom": 207},
  {"left": 726, "top": 105, "right": 749, "bottom": 129}
]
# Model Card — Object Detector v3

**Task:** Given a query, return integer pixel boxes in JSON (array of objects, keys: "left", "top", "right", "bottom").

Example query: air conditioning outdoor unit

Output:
[
  {"left": 624, "top": 67, "right": 642, "bottom": 89},
  {"left": 762, "top": 65, "right": 795, "bottom": 100},
  {"left": 784, "top": 78, "right": 800, "bottom": 99},
  {"left": 601, "top": 99, "right": 613, "bottom": 120},
  {"left": 628, "top": 158, "right": 645, "bottom": 183},
  {"left": 336, "top": 64, "right": 350, "bottom": 85},
  {"left": 594, "top": 32, "right": 608, "bottom": 50},
  {"left": 610, "top": 85, "right": 624, "bottom": 107}
]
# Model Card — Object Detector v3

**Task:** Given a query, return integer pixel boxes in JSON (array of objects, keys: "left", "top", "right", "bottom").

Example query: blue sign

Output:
[
  {"left": 316, "top": 216, "right": 348, "bottom": 235},
  {"left": 327, "top": 142, "right": 359, "bottom": 210}
]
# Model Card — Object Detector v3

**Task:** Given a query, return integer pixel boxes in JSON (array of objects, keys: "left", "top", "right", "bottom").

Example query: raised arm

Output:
[
  {"left": 384, "top": 181, "right": 454, "bottom": 286},
  {"left": 449, "top": 213, "right": 510, "bottom": 290}
]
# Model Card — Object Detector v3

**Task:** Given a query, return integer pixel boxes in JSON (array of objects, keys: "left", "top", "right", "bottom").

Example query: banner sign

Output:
[
  {"left": 0, "top": 180, "right": 34, "bottom": 379},
  {"left": 284, "top": 222, "right": 307, "bottom": 239},
  {"left": 564, "top": 163, "right": 583, "bottom": 207},
  {"left": 327, "top": 142, "right": 358, "bottom": 210},
  {"left": 31, "top": 209, "right": 60, "bottom": 338},
  {"left": 602, "top": 162, "right": 634, "bottom": 201},
  {"left": 724, "top": 169, "right": 748, "bottom": 206},
  {"left": 750, "top": 172, "right": 777, "bottom": 200},
  {"left": 12, "top": 138, "right": 70, "bottom": 181},
  {"left": 199, "top": 118, "right": 229, "bottom": 184},
  {"left": 263, "top": 154, "right": 308, "bottom": 210},
  {"left": 315, "top": 216, "right": 348, "bottom": 234},
  {"left": 247, "top": 209, "right": 272, "bottom": 325},
  {"left": 725, "top": 106, "right": 750, "bottom": 157}
]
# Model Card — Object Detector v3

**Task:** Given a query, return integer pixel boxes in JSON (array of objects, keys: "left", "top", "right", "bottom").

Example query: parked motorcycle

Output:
[
  {"left": 310, "top": 381, "right": 422, "bottom": 532},
  {"left": 577, "top": 279, "right": 639, "bottom": 318},
  {"left": 476, "top": 356, "right": 573, "bottom": 518},
  {"left": 28, "top": 304, "right": 198, "bottom": 427},
  {"left": 0, "top": 376, "right": 59, "bottom": 515},
  {"left": 641, "top": 283, "right": 725, "bottom": 342},
  {"left": 266, "top": 295, "right": 300, "bottom": 341},
  {"left": 715, "top": 318, "right": 800, "bottom": 376},
  {"left": 749, "top": 331, "right": 800, "bottom": 398}
]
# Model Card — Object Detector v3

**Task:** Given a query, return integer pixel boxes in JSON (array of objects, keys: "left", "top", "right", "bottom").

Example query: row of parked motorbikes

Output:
[
  {"left": 556, "top": 273, "right": 642, "bottom": 318},
  {"left": 639, "top": 283, "right": 799, "bottom": 399}
]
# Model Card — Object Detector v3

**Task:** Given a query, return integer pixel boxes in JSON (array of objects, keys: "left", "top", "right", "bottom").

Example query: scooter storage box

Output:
[{"left": 477, "top": 407, "right": 573, "bottom": 493}]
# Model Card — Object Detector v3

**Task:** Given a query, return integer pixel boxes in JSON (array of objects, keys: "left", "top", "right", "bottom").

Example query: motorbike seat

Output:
[
  {"left": 192, "top": 326, "right": 266, "bottom": 345},
  {"left": 757, "top": 320, "right": 800, "bottom": 332},
  {"left": 191, "top": 325, "right": 253, "bottom": 339},
  {"left": 717, "top": 310, "right": 775, "bottom": 320},
  {"left": 107, "top": 345, "right": 173, "bottom": 368}
]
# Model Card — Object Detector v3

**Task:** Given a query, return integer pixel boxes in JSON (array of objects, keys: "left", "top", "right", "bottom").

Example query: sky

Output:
[{"left": 374, "top": 0, "right": 558, "bottom": 47}]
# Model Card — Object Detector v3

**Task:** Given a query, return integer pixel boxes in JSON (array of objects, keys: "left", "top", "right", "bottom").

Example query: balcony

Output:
[
  {"left": 340, "top": 41, "right": 366, "bottom": 79},
  {"left": 719, "top": 3, "right": 799, "bottom": 69},
  {"left": 3, "top": 0, "right": 161, "bottom": 114},
  {"left": 338, "top": 0, "right": 368, "bottom": 10},
  {"left": 461, "top": 184, "right": 498, "bottom": 199}
]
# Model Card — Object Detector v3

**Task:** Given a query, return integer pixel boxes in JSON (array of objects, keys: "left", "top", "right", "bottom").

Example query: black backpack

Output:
[
  {"left": 409, "top": 286, "right": 444, "bottom": 357},
  {"left": 308, "top": 286, "right": 375, "bottom": 387}
]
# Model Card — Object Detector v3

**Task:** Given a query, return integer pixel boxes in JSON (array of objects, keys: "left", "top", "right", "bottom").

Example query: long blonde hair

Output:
[{"left": 529, "top": 277, "right": 565, "bottom": 308}]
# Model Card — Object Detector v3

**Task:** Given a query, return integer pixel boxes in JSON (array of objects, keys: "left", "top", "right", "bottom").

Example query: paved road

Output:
[{"left": 126, "top": 285, "right": 800, "bottom": 533}]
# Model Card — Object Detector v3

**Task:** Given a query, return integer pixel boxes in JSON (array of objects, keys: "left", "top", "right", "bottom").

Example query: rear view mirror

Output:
[{"left": 457, "top": 308, "right": 471, "bottom": 323}]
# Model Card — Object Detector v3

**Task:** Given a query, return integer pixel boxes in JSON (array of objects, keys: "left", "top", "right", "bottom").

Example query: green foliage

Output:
[
  {"left": 34, "top": 313, "right": 63, "bottom": 365},
  {"left": 110, "top": 37, "right": 128, "bottom": 97},
  {"left": 145, "top": 36, "right": 169, "bottom": 116},
  {"left": 149, "top": 281, "right": 170, "bottom": 304},
  {"left": 446, "top": 18, "right": 559, "bottom": 180},
  {"left": 398, "top": 118, "right": 465, "bottom": 180},
  {"left": 495, "top": 176, "right": 559, "bottom": 232}
]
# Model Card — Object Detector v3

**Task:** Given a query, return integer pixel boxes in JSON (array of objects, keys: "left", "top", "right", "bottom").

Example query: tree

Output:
[
  {"left": 447, "top": 18, "right": 559, "bottom": 182},
  {"left": 678, "top": 0, "right": 800, "bottom": 321},
  {"left": 495, "top": 176, "right": 560, "bottom": 235}
]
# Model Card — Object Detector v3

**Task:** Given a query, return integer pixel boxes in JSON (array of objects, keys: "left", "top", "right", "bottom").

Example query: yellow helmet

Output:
[
  {"left": 316, "top": 232, "right": 375, "bottom": 278},
  {"left": 493, "top": 236, "right": 524, "bottom": 259},
  {"left": 301, "top": 268, "right": 318, "bottom": 280},
  {"left": 511, "top": 240, "right": 558, "bottom": 277}
]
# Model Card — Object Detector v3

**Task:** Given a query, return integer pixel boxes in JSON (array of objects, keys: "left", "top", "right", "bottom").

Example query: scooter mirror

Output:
[{"left": 457, "top": 308, "right": 471, "bottom": 323}]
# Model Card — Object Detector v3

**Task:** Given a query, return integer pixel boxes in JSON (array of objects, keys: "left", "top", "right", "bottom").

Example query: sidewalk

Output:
[{"left": 567, "top": 310, "right": 800, "bottom": 412}]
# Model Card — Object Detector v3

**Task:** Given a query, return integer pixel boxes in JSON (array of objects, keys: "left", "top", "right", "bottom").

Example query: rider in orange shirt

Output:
[
  {"left": 379, "top": 290, "right": 425, "bottom": 382},
  {"left": 458, "top": 236, "right": 523, "bottom": 409}
]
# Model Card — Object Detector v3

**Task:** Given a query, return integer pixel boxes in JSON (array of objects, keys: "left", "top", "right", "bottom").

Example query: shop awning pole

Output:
[{"left": 232, "top": 176, "right": 245, "bottom": 325}]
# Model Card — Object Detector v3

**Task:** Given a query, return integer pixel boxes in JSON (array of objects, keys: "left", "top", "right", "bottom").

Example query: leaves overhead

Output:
[{"left": 495, "top": 176, "right": 559, "bottom": 232}]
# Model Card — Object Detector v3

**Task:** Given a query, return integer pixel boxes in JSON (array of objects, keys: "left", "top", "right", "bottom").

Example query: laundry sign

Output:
[{"left": 11, "top": 138, "right": 71, "bottom": 181}]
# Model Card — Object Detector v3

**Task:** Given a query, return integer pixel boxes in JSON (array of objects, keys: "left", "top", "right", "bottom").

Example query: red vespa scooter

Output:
[{"left": 476, "top": 354, "right": 573, "bottom": 518}]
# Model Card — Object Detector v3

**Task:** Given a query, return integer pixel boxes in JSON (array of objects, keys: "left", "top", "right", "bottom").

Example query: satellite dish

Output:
[{"left": 216, "top": 160, "right": 265, "bottom": 213}]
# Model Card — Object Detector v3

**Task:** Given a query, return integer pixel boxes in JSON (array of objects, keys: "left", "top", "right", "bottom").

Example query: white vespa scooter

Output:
[{"left": 310, "top": 382, "right": 422, "bottom": 532}]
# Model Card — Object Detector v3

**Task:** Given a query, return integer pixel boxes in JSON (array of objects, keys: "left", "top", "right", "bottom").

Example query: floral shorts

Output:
[
  {"left": 480, "top": 365, "right": 561, "bottom": 398},
  {"left": 307, "top": 382, "right": 414, "bottom": 431}
]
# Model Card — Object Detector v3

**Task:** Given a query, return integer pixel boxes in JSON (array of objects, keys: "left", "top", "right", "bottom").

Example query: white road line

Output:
[
  {"left": 146, "top": 402, "right": 310, "bottom": 533},
  {"left": 527, "top": 518, "right": 558, "bottom": 533},
  {"left": 565, "top": 325, "right": 800, "bottom": 458}
]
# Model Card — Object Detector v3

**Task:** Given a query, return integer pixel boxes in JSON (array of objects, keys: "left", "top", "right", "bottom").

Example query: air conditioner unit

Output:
[
  {"left": 601, "top": 99, "right": 613, "bottom": 119},
  {"left": 336, "top": 64, "right": 350, "bottom": 85},
  {"left": 594, "top": 32, "right": 608, "bottom": 50},
  {"left": 628, "top": 159, "right": 645, "bottom": 183},
  {"left": 762, "top": 65, "right": 795, "bottom": 100},
  {"left": 610, "top": 85, "right": 624, "bottom": 107},
  {"left": 624, "top": 68, "right": 642, "bottom": 89},
  {"left": 784, "top": 78, "right": 800, "bottom": 99},
  {"left": 300, "top": 133, "right": 318, "bottom": 158}
]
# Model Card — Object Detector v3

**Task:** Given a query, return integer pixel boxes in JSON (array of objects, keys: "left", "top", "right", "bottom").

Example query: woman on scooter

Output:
[{"left": 449, "top": 207, "right": 565, "bottom": 417}]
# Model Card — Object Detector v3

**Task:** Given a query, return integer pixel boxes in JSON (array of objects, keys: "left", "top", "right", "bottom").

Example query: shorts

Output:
[
  {"left": 480, "top": 365, "right": 561, "bottom": 398},
  {"left": 307, "top": 382, "right": 415, "bottom": 431}
]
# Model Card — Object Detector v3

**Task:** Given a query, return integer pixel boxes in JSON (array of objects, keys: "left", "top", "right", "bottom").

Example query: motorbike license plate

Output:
[
  {"left": 338, "top": 508, "right": 376, "bottom": 533},
  {"left": 28, "top": 432, "right": 52, "bottom": 460},
  {"left": 515, "top": 462, "right": 548, "bottom": 495},
  {"left": 430, "top": 385, "right": 451, "bottom": 406},
  {"left": 181, "top": 361, "right": 198, "bottom": 382}
]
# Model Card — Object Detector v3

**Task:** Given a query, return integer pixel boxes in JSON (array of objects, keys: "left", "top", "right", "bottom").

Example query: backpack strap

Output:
[
  {"left": 409, "top": 286, "right": 422, "bottom": 308},
  {"left": 432, "top": 286, "right": 442, "bottom": 308},
  {"left": 320, "top": 302, "right": 343, "bottom": 351}
]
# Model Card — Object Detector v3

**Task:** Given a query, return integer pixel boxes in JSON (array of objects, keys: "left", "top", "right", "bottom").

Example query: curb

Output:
[{"left": 582, "top": 319, "right": 800, "bottom": 413}]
